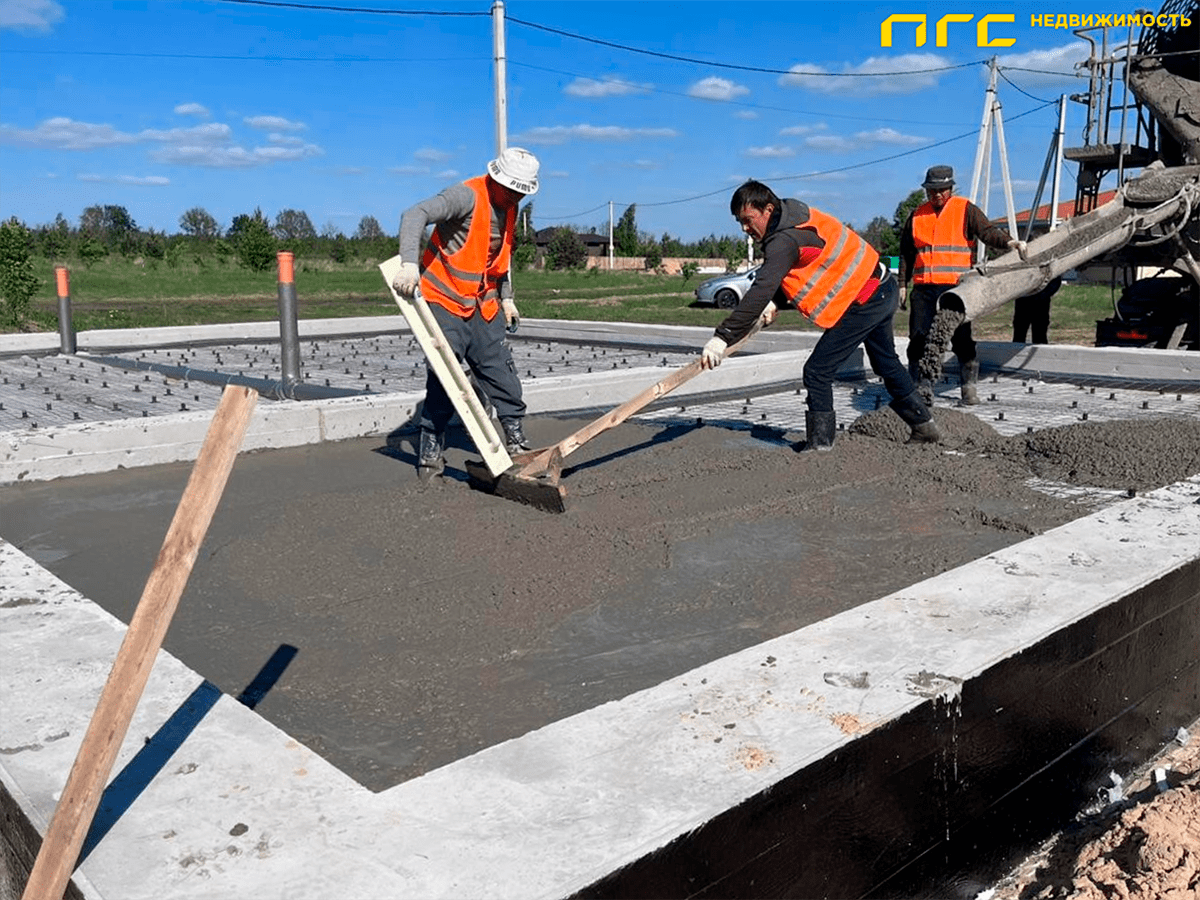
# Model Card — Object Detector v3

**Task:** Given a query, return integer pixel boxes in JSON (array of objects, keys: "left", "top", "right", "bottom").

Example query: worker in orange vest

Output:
[
  {"left": 701, "top": 180, "right": 940, "bottom": 450},
  {"left": 899, "top": 165, "right": 1026, "bottom": 404},
  {"left": 394, "top": 147, "right": 539, "bottom": 481}
]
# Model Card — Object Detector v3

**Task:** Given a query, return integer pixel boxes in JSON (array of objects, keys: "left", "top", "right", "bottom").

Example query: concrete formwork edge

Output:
[{"left": 2, "top": 478, "right": 1197, "bottom": 899}]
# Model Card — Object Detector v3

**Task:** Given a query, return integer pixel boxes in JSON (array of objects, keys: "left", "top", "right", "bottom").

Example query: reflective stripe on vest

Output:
[
  {"left": 779, "top": 207, "right": 879, "bottom": 329},
  {"left": 420, "top": 176, "right": 515, "bottom": 319},
  {"left": 911, "top": 195, "right": 973, "bottom": 285}
]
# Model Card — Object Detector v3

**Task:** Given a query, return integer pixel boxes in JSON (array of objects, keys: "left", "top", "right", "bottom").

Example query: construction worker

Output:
[
  {"left": 700, "top": 180, "right": 940, "bottom": 450},
  {"left": 899, "top": 165, "right": 1027, "bottom": 404},
  {"left": 393, "top": 147, "right": 539, "bottom": 481},
  {"left": 1012, "top": 275, "right": 1062, "bottom": 344}
]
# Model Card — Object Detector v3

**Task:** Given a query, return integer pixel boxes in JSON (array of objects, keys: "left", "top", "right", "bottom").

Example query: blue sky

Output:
[{"left": 0, "top": 0, "right": 1133, "bottom": 242}]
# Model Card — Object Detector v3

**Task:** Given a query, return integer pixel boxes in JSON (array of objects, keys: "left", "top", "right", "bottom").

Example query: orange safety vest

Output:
[
  {"left": 779, "top": 207, "right": 880, "bottom": 329},
  {"left": 420, "top": 176, "right": 515, "bottom": 320},
  {"left": 911, "top": 195, "right": 973, "bottom": 285}
]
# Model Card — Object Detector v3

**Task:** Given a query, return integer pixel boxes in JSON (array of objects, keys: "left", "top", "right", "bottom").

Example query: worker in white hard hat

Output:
[{"left": 394, "top": 147, "right": 540, "bottom": 481}]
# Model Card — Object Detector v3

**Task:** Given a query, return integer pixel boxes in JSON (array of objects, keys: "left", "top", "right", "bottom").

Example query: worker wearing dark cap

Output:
[{"left": 899, "top": 165, "right": 1027, "bottom": 404}]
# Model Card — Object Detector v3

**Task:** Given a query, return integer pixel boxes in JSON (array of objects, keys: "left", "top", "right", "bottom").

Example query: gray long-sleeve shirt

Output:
[{"left": 398, "top": 181, "right": 513, "bottom": 300}]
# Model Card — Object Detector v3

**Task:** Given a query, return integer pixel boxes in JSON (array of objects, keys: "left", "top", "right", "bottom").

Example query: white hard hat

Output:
[{"left": 487, "top": 146, "right": 540, "bottom": 196}]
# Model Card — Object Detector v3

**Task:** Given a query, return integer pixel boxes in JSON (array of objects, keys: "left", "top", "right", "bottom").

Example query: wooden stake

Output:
[{"left": 22, "top": 385, "right": 258, "bottom": 900}]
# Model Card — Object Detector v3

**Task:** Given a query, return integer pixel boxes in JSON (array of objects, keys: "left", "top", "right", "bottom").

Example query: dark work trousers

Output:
[
  {"left": 419, "top": 302, "right": 526, "bottom": 434},
  {"left": 1012, "top": 295, "right": 1050, "bottom": 343},
  {"left": 802, "top": 274, "right": 915, "bottom": 413},
  {"left": 1012, "top": 277, "right": 1059, "bottom": 344},
  {"left": 906, "top": 283, "right": 976, "bottom": 368}
]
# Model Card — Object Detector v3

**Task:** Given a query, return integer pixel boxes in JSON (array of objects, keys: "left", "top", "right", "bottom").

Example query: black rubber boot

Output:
[
  {"left": 501, "top": 418, "right": 531, "bottom": 454},
  {"left": 959, "top": 359, "right": 980, "bottom": 406},
  {"left": 416, "top": 429, "right": 445, "bottom": 482},
  {"left": 800, "top": 410, "right": 837, "bottom": 452},
  {"left": 890, "top": 390, "right": 942, "bottom": 445}
]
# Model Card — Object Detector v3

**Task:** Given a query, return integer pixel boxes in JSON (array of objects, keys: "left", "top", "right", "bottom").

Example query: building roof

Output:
[{"left": 996, "top": 189, "right": 1119, "bottom": 226}]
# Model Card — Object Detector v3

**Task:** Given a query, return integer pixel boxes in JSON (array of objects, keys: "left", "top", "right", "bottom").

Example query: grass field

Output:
[{"left": 16, "top": 255, "right": 1120, "bottom": 346}]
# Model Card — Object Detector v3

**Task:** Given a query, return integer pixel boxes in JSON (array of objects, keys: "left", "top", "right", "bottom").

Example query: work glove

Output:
[
  {"left": 700, "top": 336, "right": 728, "bottom": 370},
  {"left": 502, "top": 297, "right": 520, "bottom": 333},
  {"left": 1007, "top": 239, "right": 1029, "bottom": 261},
  {"left": 899, "top": 285, "right": 907, "bottom": 310},
  {"left": 758, "top": 302, "right": 778, "bottom": 328},
  {"left": 392, "top": 261, "right": 420, "bottom": 298}
]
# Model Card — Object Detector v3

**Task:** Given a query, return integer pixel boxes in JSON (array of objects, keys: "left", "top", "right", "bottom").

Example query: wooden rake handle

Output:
[{"left": 513, "top": 322, "right": 763, "bottom": 478}]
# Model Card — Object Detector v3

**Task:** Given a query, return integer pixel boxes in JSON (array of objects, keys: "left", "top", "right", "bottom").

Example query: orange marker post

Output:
[
  {"left": 276, "top": 252, "right": 301, "bottom": 392},
  {"left": 55, "top": 266, "right": 76, "bottom": 354}
]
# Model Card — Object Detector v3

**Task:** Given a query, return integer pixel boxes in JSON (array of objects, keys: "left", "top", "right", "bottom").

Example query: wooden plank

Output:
[
  {"left": 378, "top": 256, "right": 513, "bottom": 477},
  {"left": 22, "top": 385, "right": 259, "bottom": 900}
]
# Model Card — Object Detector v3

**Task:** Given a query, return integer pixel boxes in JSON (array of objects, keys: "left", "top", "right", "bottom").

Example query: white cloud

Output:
[
  {"left": 687, "top": 77, "right": 750, "bottom": 101},
  {"left": 996, "top": 44, "right": 1090, "bottom": 85},
  {"left": 174, "top": 103, "right": 210, "bottom": 118},
  {"left": 0, "top": 114, "right": 321, "bottom": 168},
  {"left": 434, "top": 168, "right": 460, "bottom": 180},
  {"left": 853, "top": 127, "right": 927, "bottom": 146},
  {"left": 77, "top": 173, "right": 170, "bottom": 186},
  {"left": 745, "top": 146, "right": 796, "bottom": 159},
  {"left": 243, "top": 115, "right": 306, "bottom": 132},
  {"left": 0, "top": 117, "right": 137, "bottom": 150},
  {"left": 413, "top": 147, "right": 450, "bottom": 162},
  {"left": 337, "top": 166, "right": 367, "bottom": 175},
  {"left": 734, "top": 111, "right": 758, "bottom": 121},
  {"left": 780, "top": 123, "right": 827, "bottom": 136},
  {"left": 802, "top": 134, "right": 855, "bottom": 152},
  {"left": 152, "top": 142, "right": 322, "bottom": 168},
  {"left": 0, "top": 0, "right": 63, "bottom": 32},
  {"left": 564, "top": 76, "right": 652, "bottom": 98},
  {"left": 139, "top": 123, "right": 232, "bottom": 145},
  {"left": 391, "top": 165, "right": 430, "bottom": 176},
  {"left": 515, "top": 124, "right": 677, "bottom": 145},
  {"left": 779, "top": 53, "right": 949, "bottom": 96},
  {"left": 799, "top": 127, "right": 929, "bottom": 153}
]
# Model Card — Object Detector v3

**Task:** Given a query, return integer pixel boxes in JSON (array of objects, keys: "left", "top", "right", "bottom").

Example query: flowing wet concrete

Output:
[{"left": 3, "top": 405, "right": 1198, "bottom": 791}]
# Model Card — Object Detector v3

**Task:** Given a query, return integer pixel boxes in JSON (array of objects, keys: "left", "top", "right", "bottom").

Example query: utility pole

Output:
[
  {"left": 969, "top": 57, "right": 1018, "bottom": 258},
  {"left": 608, "top": 201, "right": 614, "bottom": 270},
  {"left": 492, "top": 0, "right": 507, "bottom": 154},
  {"left": 1050, "top": 94, "right": 1067, "bottom": 231}
]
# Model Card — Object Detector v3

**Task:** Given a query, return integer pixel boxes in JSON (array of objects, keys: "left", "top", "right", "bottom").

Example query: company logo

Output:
[{"left": 880, "top": 13, "right": 1015, "bottom": 47}]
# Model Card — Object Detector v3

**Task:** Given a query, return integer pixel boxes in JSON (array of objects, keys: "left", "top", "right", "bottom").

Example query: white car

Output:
[{"left": 693, "top": 266, "right": 761, "bottom": 309}]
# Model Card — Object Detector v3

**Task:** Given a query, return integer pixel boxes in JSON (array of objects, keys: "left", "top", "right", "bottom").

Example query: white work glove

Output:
[
  {"left": 391, "top": 261, "right": 420, "bottom": 298},
  {"left": 502, "top": 297, "right": 520, "bottom": 333},
  {"left": 1008, "top": 239, "right": 1029, "bottom": 261},
  {"left": 700, "top": 336, "right": 728, "bottom": 370},
  {"left": 758, "top": 302, "right": 778, "bottom": 327}
]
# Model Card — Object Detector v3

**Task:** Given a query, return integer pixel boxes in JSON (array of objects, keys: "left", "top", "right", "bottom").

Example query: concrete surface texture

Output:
[{"left": 2, "top": 320, "right": 1199, "bottom": 898}]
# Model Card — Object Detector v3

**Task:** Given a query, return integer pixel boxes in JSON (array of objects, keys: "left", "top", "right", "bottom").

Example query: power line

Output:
[
  {"left": 996, "top": 68, "right": 1057, "bottom": 104},
  {"left": 214, "top": 0, "right": 486, "bottom": 15},
  {"left": 507, "top": 15, "right": 986, "bottom": 78},
  {"left": 2, "top": 48, "right": 484, "bottom": 62}
]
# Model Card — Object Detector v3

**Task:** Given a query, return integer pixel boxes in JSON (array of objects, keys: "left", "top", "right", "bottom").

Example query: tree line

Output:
[{"left": 1, "top": 191, "right": 925, "bottom": 327}]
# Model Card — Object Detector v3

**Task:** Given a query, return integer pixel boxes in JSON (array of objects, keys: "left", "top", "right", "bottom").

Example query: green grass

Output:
[{"left": 14, "top": 255, "right": 1119, "bottom": 346}]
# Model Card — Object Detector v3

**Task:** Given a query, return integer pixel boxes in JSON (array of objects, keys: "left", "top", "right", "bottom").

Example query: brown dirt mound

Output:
[{"left": 991, "top": 727, "right": 1200, "bottom": 900}]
